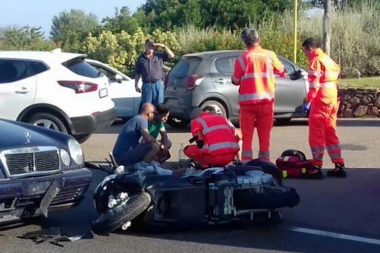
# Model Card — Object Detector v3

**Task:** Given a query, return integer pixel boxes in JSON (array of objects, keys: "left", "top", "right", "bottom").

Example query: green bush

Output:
[
  {"left": 175, "top": 24, "right": 308, "bottom": 67},
  {"left": 2, "top": 2, "right": 379, "bottom": 79},
  {"left": 276, "top": 2, "right": 380, "bottom": 77}
]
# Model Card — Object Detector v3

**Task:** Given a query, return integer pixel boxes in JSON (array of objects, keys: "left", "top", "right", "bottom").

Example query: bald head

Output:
[
  {"left": 140, "top": 103, "right": 156, "bottom": 122},
  {"left": 140, "top": 103, "right": 155, "bottom": 114}
]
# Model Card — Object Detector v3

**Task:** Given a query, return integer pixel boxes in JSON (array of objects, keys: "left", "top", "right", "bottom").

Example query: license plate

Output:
[{"left": 99, "top": 88, "right": 108, "bottom": 98}]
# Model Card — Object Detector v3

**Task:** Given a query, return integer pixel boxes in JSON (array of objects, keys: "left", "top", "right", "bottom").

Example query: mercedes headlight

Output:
[
  {"left": 60, "top": 149, "right": 71, "bottom": 166},
  {"left": 68, "top": 138, "right": 84, "bottom": 165}
]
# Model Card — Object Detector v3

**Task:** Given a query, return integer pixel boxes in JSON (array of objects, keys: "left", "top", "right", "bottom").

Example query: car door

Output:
[
  {"left": 210, "top": 54, "right": 240, "bottom": 119},
  {"left": 274, "top": 58, "right": 307, "bottom": 114},
  {"left": 0, "top": 59, "right": 37, "bottom": 120},
  {"left": 90, "top": 63, "right": 138, "bottom": 118}
]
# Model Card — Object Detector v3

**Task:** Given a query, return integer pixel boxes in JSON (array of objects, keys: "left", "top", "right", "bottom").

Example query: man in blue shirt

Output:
[
  {"left": 112, "top": 103, "right": 173, "bottom": 175},
  {"left": 134, "top": 39, "right": 175, "bottom": 106}
]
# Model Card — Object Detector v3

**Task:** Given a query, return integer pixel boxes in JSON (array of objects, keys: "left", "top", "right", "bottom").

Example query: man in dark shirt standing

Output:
[{"left": 135, "top": 39, "right": 175, "bottom": 106}]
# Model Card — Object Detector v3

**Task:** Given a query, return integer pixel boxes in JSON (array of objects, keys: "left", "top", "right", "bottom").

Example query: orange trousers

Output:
[
  {"left": 184, "top": 145, "right": 237, "bottom": 168},
  {"left": 309, "top": 100, "right": 344, "bottom": 167},
  {"left": 240, "top": 103, "right": 274, "bottom": 163}
]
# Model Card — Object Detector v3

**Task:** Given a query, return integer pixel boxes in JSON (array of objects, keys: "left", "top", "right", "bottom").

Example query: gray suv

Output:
[{"left": 164, "top": 50, "right": 309, "bottom": 128}]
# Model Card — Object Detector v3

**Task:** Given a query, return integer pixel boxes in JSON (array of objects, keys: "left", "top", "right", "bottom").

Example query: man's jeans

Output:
[
  {"left": 141, "top": 80, "right": 164, "bottom": 106},
  {"left": 116, "top": 143, "right": 154, "bottom": 166}
]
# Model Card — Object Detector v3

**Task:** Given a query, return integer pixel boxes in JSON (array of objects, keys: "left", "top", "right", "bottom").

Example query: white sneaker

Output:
[{"left": 114, "top": 165, "right": 125, "bottom": 175}]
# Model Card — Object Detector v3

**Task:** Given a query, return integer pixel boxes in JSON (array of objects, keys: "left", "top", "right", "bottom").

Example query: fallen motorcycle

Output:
[{"left": 86, "top": 150, "right": 300, "bottom": 235}]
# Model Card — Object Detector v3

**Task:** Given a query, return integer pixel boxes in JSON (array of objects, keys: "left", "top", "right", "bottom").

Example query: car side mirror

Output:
[
  {"left": 115, "top": 74, "right": 123, "bottom": 83},
  {"left": 290, "top": 69, "right": 306, "bottom": 80}
]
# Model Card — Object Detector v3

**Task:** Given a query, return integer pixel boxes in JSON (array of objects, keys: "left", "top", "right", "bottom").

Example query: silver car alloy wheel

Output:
[
  {"left": 210, "top": 104, "right": 223, "bottom": 116},
  {"left": 33, "top": 119, "right": 60, "bottom": 131}
]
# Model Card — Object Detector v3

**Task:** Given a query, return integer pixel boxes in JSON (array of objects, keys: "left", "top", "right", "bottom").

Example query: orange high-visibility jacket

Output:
[
  {"left": 232, "top": 46, "right": 286, "bottom": 105},
  {"left": 191, "top": 112, "right": 239, "bottom": 156},
  {"left": 306, "top": 48, "right": 340, "bottom": 104}
]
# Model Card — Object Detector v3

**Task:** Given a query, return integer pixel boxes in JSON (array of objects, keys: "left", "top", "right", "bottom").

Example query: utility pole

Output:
[
  {"left": 293, "top": 0, "right": 298, "bottom": 63},
  {"left": 323, "top": 0, "right": 331, "bottom": 55}
]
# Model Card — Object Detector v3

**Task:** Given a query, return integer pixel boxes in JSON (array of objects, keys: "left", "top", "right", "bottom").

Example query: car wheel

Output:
[
  {"left": 167, "top": 116, "right": 190, "bottom": 129},
  {"left": 275, "top": 118, "right": 292, "bottom": 124},
  {"left": 201, "top": 100, "right": 227, "bottom": 117},
  {"left": 75, "top": 134, "right": 92, "bottom": 144},
  {"left": 27, "top": 112, "right": 68, "bottom": 133}
]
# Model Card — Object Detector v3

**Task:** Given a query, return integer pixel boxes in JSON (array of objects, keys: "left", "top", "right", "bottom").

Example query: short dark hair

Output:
[
  {"left": 202, "top": 106, "right": 216, "bottom": 113},
  {"left": 241, "top": 28, "right": 260, "bottom": 47},
  {"left": 145, "top": 39, "right": 154, "bottom": 45},
  {"left": 302, "top": 38, "right": 320, "bottom": 49},
  {"left": 156, "top": 103, "right": 169, "bottom": 115}
]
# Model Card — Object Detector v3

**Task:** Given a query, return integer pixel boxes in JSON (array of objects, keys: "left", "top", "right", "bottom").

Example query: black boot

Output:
[
  {"left": 305, "top": 165, "right": 324, "bottom": 179},
  {"left": 327, "top": 163, "right": 347, "bottom": 178}
]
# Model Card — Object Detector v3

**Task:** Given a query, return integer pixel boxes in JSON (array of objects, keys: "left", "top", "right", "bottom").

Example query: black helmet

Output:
[{"left": 280, "top": 149, "right": 307, "bottom": 161}]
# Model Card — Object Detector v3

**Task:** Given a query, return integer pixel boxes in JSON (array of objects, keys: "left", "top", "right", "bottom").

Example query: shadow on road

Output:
[
  {"left": 96, "top": 118, "right": 380, "bottom": 135},
  {"left": 3, "top": 166, "right": 380, "bottom": 252}
]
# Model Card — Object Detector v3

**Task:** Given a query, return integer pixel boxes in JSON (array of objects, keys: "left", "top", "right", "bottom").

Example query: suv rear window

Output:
[
  {"left": 169, "top": 57, "right": 202, "bottom": 79},
  {"left": 0, "top": 60, "right": 31, "bottom": 83},
  {"left": 63, "top": 57, "right": 102, "bottom": 78}
]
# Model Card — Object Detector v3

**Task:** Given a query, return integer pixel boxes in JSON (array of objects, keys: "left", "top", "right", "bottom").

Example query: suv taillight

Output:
[
  {"left": 187, "top": 74, "right": 204, "bottom": 90},
  {"left": 58, "top": 81, "right": 98, "bottom": 93}
]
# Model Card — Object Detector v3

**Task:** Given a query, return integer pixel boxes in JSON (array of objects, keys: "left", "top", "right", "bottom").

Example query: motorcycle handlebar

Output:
[{"left": 85, "top": 161, "right": 114, "bottom": 175}]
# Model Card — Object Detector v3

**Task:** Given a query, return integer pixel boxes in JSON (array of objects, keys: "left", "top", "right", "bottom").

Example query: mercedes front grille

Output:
[{"left": 0, "top": 146, "right": 61, "bottom": 177}]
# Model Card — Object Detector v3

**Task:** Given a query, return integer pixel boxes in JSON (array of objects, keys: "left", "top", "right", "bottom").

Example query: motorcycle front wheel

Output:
[{"left": 92, "top": 192, "right": 151, "bottom": 235}]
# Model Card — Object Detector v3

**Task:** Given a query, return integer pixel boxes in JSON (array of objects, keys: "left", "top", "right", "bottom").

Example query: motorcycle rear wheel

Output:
[{"left": 92, "top": 192, "right": 151, "bottom": 235}]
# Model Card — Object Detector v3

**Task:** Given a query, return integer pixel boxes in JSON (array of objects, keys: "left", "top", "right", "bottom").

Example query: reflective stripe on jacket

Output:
[
  {"left": 307, "top": 48, "right": 340, "bottom": 104},
  {"left": 232, "top": 46, "right": 285, "bottom": 105},
  {"left": 191, "top": 113, "right": 239, "bottom": 156}
]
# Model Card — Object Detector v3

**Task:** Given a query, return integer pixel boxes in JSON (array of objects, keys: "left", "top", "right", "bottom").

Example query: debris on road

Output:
[{"left": 18, "top": 227, "right": 92, "bottom": 247}]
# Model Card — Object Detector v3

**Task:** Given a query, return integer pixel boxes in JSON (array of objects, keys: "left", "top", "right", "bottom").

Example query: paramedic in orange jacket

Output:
[
  {"left": 231, "top": 28, "right": 286, "bottom": 163},
  {"left": 301, "top": 38, "right": 346, "bottom": 178},
  {"left": 184, "top": 107, "right": 240, "bottom": 168}
]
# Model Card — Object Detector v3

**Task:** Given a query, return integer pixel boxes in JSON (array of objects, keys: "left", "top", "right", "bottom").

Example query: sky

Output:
[
  {"left": 1, "top": 0, "right": 322, "bottom": 38},
  {"left": 0, "top": 0, "right": 146, "bottom": 36}
]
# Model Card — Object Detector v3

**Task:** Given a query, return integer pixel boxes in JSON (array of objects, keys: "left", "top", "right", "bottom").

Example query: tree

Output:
[
  {"left": 140, "top": 0, "right": 203, "bottom": 31},
  {"left": 0, "top": 26, "right": 55, "bottom": 50},
  {"left": 139, "top": 0, "right": 292, "bottom": 31},
  {"left": 50, "top": 9, "right": 100, "bottom": 51},
  {"left": 102, "top": 6, "right": 141, "bottom": 34},
  {"left": 308, "top": 0, "right": 380, "bottom": 9}
]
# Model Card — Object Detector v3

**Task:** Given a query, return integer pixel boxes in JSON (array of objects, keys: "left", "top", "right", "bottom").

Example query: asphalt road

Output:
[{"left": 1, "top": 118, "right": 380, "bottom": 253}]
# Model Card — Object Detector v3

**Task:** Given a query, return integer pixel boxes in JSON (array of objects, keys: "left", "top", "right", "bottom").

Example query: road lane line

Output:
[{"left": 288, "top": 227, "right": 380, "bottom": 246}]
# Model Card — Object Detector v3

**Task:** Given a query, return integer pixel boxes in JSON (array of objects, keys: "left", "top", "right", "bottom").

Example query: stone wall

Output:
[{"left": 338, "top": 88, "right": 380, "bottom": 118}]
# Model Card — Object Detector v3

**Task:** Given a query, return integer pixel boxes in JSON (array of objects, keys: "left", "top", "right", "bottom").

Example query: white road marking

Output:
[{"left": 288, "top": 227, "right": 380, "bottom": 246}]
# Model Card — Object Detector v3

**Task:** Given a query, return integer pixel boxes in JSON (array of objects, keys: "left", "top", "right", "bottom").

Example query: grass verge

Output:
[{"left": 338, "top": 77, "right": 380, "bottom": 89}]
